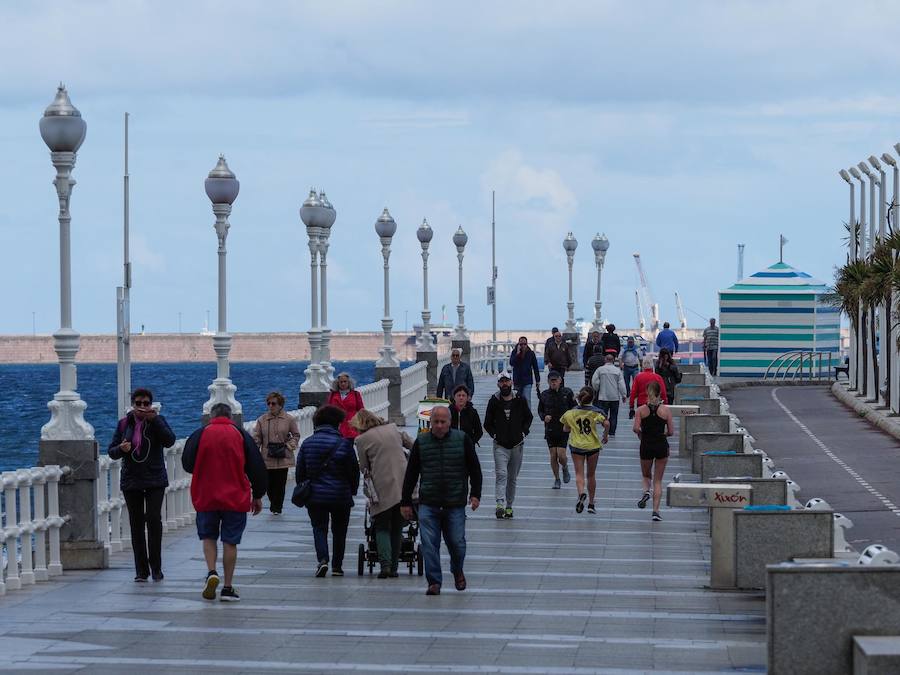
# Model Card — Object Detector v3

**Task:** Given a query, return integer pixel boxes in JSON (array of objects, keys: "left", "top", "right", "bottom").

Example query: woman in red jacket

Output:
[
  {"left": 327, "top": 372, "right": 365, "bottom": 439},
  {"left": 628, "top": 355, "right": 668, "bottom": 417}
]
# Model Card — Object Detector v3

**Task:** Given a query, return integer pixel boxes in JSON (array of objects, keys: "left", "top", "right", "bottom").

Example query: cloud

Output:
[
  {"left": 481, "top": 150, "right": 577, "bottom": 222},
  {"left": 130, "top": 233, "right": 166, "bottom": 273}
]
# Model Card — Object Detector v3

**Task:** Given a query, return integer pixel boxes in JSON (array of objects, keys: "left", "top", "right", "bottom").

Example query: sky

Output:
[{"left": 1, "top": 1, "right": 898, "bottom": 336}]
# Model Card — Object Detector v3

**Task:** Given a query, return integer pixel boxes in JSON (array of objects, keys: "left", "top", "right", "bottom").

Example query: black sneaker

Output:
[
  {"left": 378, "top": 569, "right": 390, "bottom": 579},
  {"left": 576, "top": 493, "right": 587, "bottom": 514},
  {"left": 202, "top": 570, "right": 219, "bottom": 600},
  {"left": 495, "top": 505, "right": 505, "bottom": 519},
  {"left": 503, "top": 507, "right": 514, "bottom": 519},
  {"left": 151, "top": 570, "right": 164, "bottom": 582},
  {"left": 587, "top": 504, "right": 596, "bottom": 514},
  {"left": 219, "top": 586, "right": 240, "bottom": 602},
  {"left": 652, "top": 511, "right": 662, "bottom": 522},
  {"left": 332, "top": 568, "right": 344, "bottom": 577},
  {"left": 315, "top": 561, "right": 328, "bottom": 578},
  {"left": 638, "top": 492, "right": 651, "bottom": 509},
  {"left": 134, "top": 575, "right": 149, "bottom": 583}
]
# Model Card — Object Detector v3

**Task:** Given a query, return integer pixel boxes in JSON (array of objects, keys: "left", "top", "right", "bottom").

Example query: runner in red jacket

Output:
[
  {"left": 183, "top": 403, "right": 266, "bottom": 603},
  {"left": 629, "top": 356, "right": 668, "bottom": 413}
]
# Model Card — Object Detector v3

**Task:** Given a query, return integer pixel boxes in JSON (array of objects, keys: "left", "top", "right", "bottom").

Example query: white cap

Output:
[{"left": 497, "top": 371, "right": 512, "bottom": 382}]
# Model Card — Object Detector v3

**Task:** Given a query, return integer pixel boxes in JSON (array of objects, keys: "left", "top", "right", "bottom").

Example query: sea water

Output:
[{"left": 0, "top": 361, "right": 398, "bottom": 472}]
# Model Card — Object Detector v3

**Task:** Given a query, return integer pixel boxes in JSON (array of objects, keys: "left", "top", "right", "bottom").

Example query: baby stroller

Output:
[{"left": 357, "top": 503, "right": 424, "bottom": 576}]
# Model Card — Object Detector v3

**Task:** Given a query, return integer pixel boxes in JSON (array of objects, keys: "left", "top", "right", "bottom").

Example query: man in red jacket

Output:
[
  {"left": 183, "top": 403, "right": 267, "bottom": 602},
  {"left": 628, "top": 355, "right": 668, "bottom": 418}
]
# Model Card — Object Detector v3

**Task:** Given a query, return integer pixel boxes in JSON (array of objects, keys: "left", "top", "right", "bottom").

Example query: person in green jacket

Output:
[{"left": 401, "top": 406, "right": 482, "bottom": 596}]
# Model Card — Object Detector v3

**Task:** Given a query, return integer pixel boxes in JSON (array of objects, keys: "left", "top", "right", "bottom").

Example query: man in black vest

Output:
[{"left": 402, "top": 406, "right": 482, "bottom": 596}]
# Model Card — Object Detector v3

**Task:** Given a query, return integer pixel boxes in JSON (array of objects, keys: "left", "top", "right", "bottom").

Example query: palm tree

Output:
[{"left": 829, "top": 258, "right": 868, "bottom": 392}]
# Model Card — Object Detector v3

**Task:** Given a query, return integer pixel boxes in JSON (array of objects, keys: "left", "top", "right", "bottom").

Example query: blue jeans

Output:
[
  {"left": 307, "top": 503, "right": 351, "bottom": 569},
  {"left": 516, "top": 384, "right": 533, "bottom": 409},
  {"left": 597, "top": 400, "right": 620, "bottom": 436},
  {"left": 417, "top": 504, "right": 466, "bottom": 587},
  {"left": 623, "top": 366, "right": 639, "bottom": 397}
]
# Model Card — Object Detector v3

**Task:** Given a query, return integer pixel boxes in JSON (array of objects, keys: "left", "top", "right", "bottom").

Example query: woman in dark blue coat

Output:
[
  {"left": 296, "top": 405, "right": 360, "bottom": 578},
  {"left": 108, "top": 388, "right": 176, "bottom": 581}
]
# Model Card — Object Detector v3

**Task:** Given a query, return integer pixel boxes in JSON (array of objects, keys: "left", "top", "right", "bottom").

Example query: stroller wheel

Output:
[
  {"left": 357, "top": 544, "right": 365, "bottom": 576},
  {"left": 416, "top": 544, "right": 424, "bottom": 576}
]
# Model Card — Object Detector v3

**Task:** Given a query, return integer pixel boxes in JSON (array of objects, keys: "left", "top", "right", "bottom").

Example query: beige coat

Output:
[
  {"left": 354, "top": 423, "right": 414, "bottom": 516},
  {"left": 252, "top": 411, "right": 300, "bottom": 470}
]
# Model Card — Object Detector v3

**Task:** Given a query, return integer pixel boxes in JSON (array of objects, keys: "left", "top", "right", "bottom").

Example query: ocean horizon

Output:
[{"left": 0, "top": 360, "right": 401, "bottom": 473}]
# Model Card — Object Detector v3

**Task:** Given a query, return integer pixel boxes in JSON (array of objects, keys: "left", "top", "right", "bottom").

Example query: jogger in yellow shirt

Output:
[{"left": 560, "top": 387, "right": 610, "bottom": 514}]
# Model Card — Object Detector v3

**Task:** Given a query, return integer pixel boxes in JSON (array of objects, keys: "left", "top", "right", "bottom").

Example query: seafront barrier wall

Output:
[{"left": 0, "top": 330, "right": 559, "bottom": 364}]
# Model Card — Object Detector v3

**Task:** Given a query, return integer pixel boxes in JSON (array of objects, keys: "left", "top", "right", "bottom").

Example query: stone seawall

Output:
[{"left": 0, "top": 333, "right": 423, "bottom": 364}]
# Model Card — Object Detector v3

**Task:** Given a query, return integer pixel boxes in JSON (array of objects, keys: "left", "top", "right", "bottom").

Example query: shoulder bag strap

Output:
[{"left": 310, "top": 438, "right": 343, "bottom": 480}]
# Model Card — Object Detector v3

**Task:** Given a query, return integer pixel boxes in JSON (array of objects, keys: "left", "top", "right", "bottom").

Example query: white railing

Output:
[
  {"left": 763, "top": 351, "right": 836, "bottom": 383},
  {"left": 400, "top": 361, "right": 428, "bottom": 417},
  {"left": 358, "top": 378, "right": 391, "bottom": 418},
  {"left": 1, "top": 466, "right": 68, "bottom": 595},
  {"left": 470, "top": 340, "right": 515, "bottom": 375}
]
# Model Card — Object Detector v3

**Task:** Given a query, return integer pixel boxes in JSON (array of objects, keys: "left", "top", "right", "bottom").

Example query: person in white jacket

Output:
[{"left": 591, "top": 354, "right": 627, "bottom": 436}]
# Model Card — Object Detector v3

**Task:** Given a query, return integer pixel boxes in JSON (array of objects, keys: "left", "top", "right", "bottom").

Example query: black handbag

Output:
[
  {"left": 291, "top": 439, "right": 341, "bottom": 508},
  {"left": 266, "top": 442, "right": 288, "bottom": 460}
]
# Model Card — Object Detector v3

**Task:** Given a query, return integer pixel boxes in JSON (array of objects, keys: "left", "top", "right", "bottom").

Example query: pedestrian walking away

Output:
[
  {"left": 633, "top": 381, "right": 673, "bottom": 521},
  {"left": 544, "top": 327, "right": 572, "bottom": 386},
  {"left": 703, "top": 318, "right": 720, "bottom": 376},
  {"left": 655, "top": 321, "right": 679, "bottom": 354},
  {"left": 296, "top": 405, "right": 360, "bottom": 578},
  {"left": 584, "top": 345, "right": 607, "bottom": 397},
  {"left": 327, "top": 373, "right": 365, "bottom": 439},
  {"left": 591, "top": 353, "right": 627, "bottom": 436},
  {"left": 483, "top": 371, "right": 533, "bottom": 519},
  {"left": 600, "top": 324, "right": 621, "bottom": 359},
  {"left": 449, "top": 385, "right": 484, "bottom": 445},
  {"left": 509, "top": 336, "right": 540, "bottom": 408},
  {"left": 108, "top": 387, "right": 176, "bottom": 582},
  {"left": 401, "top": 406, "right": 482, "bottom": 596},
  {"left": 582, "top": 330, "right": 603, "bottom": 384},
  {"left": 560, "top": 387, "right": 609, "bottom": 515},
  {"left": 436, "top": 348, "right": 475, "bottom": 400},
  {"left": 351, "top": 409, "right": 415, "bottom": 578},
  {"left": 629, "top": 355, "right": 668, "bottom": 418},
  {"left": 655, "top": 348, "right": 682, "bottom": 405},
  {"left": 620, "top": 336, "right": 642, "bottom": 397},
  {"left": 538, "top": 371, "right": 575, "bottom": 489},
  {"left": 251, "top": 391, "right": 300, "bottom": 515},
  {"left": 182, "top": 403, "right": 267, "bottom": 602}
]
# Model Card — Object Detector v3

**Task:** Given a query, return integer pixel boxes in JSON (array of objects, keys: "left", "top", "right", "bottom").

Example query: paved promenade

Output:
[
  {"left": 727, "top": 384, "right": 900, "bottom": 552},
  {"left": 0, "top": 375, "right": 765, "bottom": 673}
]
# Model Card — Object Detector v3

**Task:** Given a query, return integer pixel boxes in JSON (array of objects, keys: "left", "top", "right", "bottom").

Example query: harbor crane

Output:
[
  {"left": 634, "top": 289, "right": 646, "bottom": 331},
  {"left": 633, "top": 253, "right": 659, "bottom": 333}
]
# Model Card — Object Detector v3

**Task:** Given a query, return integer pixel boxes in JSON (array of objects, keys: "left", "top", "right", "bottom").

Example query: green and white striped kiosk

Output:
[{"left": 718, "top": 262, "right": 840, "bottom": 379}]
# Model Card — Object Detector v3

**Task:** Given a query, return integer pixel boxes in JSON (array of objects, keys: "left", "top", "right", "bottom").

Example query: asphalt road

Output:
[{"left": 727, "top": 385, "right": 900, "bottom": 553}]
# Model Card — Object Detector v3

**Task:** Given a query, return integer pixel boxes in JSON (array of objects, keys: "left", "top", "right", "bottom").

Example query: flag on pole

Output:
[{"left": 779, "top": 234, "right": 788, "bottom": 262}]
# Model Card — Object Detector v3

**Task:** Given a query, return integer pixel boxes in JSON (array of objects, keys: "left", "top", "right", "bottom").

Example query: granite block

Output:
[
  {"left": 692, "top": 433, "right": 746, "bottom": 473},
  {"left": 701, "top": 453, "right": 763, "bottom": 483}
]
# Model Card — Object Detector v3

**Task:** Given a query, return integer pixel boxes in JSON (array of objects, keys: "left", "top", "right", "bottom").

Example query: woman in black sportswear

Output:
[{"left": 632, "top": 380, "right": 673, "bottom": 521}]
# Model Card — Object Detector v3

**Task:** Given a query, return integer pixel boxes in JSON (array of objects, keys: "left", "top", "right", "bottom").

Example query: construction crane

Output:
[
  {"left": 674, "top": 291, "right": 687, "bottom": 331},
  {"left": 634, "top": 289, "right": 646, "bottom": 331},
  {"left": 633, "top": 253, "right": 659, "bottom": 333}
]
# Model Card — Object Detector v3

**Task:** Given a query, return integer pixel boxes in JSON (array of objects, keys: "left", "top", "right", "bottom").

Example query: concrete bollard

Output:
[
  {"left": 680, "top": 414, "right": 730, "bottom": 457},
  {"left": 667, "top": 482, "right": 752, "bottom": 588},
  {"left": 675, "top": 385, "right": 711, "bottom": 403},
  {"left": 767, "top": 563, "right": 900, "bottom": 675},
  {"left": 692, "top": 432, "right": 746, "bottom": 473},
  {"left": 680, "top": 372, "right": 708, "bottom": 385},
  {"left": 734, "top": 508, "right": 834, "bottom": 589},
  {"left": 853, "top": 636, "right": 900, "bottom": 675},
  {"left": 712, "top": 477, "right": 788, "bottom": 506},
  {"left": 677, "top": 363, "right": 703, "bottom": 373},
  {"left": 700, "top": 452, "right": 763, "bottom": 483}
]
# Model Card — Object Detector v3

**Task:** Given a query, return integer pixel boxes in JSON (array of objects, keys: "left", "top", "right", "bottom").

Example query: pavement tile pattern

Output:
[{"left": 0, "top": 374, "right": 766, "bottom": 673}]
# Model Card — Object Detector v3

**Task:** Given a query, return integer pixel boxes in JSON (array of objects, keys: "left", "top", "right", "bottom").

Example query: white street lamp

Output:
[
  {"left": 39, "top": 84, "right": 93, "bottom": 441},
  {"left": 416, "top": 218, "right": 435, "bottom": 351},
  {"left": 839, "top": 168, "right": 857, "bottom": 392},
  {"left": 858, "top": 161, "right": 878, "bottom": 401},
  {"left": 375, "top": 208, "right": 399, "bottom": 368},
  {"left": 870, "top": 155, "right": 888, "bottom": 405},
  {"left": 453, "top": 226, "right": 469, "bottom": 341},
  {"left": 849, "top": 166, "right": 868, "bottom": 394},
  {"left": 201, "top": 155, "right": 242, "bottom": 421},
  {"left": 317, "top": 191, "right": 337, "bottom": 384},
  {"left": 590, "top": 233, "right": 609, "bottom": 332},
  {"left": 300, "top": 189, "right": 325, "bottom": 393},
  {"left": 563, "top": 232, "right": 578, "bottom": 333}
]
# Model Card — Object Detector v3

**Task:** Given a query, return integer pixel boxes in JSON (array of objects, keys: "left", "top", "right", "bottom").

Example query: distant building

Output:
[{"left": 718, "top": 262, "right": 840, "bottom": 378}]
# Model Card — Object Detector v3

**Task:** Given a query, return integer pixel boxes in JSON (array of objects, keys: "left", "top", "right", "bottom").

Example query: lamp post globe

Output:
[
  {"left": 202, "top": 155, "right": 242, "bottom": 423},
  {"left": 590, "top": 233, "right": 609, "bottom": 331},
  {"left": 39, "top": 83, "right": 94, "bottom": 441},
  {"left": 416, "top": 218, "right": 435, "bottom": 351},
  {"left": 453, "top": 226, "right": 469, "bottom": 341},
  {"left": 563, "top": 232, "right": 577, "bottom": 332},
  {"left": 375, "top": 207, "right": 399, "bottom": 369}
]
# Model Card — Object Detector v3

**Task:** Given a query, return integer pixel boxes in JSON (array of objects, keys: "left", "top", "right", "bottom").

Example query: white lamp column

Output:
[
  {"left": 317, "top": 192, "right": 337, "bottom": 385},
  {"left": 453, "top": 226, "right": 469, "bottom": 341},
  {"left": 300, "top": 190, "right": 327, "bottom": 406},
  {"left": 850, "top": 167, "right": 867, "bottom": 395},
  {"left": 416, "top": 218, "right": 438, "bottom": 395},
  {"left": 590, "top": 233, "right": 609, "bottom": 332},
  {"left": 562, "top": 232, "right": 582, "bottom": 371},
  {"left": 839, "top": 169, "right": 857, "bottom": 392},
  {"left": 375, "top": 208, "right": 399, "bottom": 368},
  {"left": 859, "top": 162, "right": 878, "bottom": 401},
  {"left": 202, "top": 155, "right": 242, "bottom": 424},
  {"left": 870, "top": 155, "right": 889, "bottom": 406}
]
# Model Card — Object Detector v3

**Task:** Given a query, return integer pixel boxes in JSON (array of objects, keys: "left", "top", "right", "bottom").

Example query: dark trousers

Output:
[
  {"left": 623, "top": 365, "right": 639, "bottom": 396},
  {"left": 123, "top": 487, "right": 165, "bottom": 577},
  {"left": 373, "top": 503, "right": 404, "bottom": 571},
  {"left": 706, "top": 349, "right": 718, "bottom": 376},
  {"left": 266, "top": 468, "right": 289, "bottom": 513},
  {"left": 307, "top": 503, "right": 351, "bottom": 569},
  {"left": 597, "top": 400, "right": 620, "bottom": 435}
]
